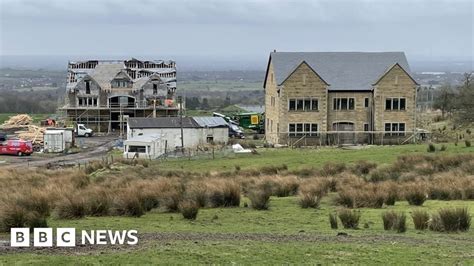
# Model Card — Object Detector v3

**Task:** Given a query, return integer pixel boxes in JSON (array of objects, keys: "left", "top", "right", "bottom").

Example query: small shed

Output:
[
  {"left": 123, "top": 135, "right": 165, "bottom": 159},
  {"left": 43, "top": 128, "right": 75, "bottom": 153}
]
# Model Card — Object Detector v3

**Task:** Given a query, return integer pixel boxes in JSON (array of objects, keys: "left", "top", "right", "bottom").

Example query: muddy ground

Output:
[{"left": 0, "top": 135, "right": 118, "bottom": 168}]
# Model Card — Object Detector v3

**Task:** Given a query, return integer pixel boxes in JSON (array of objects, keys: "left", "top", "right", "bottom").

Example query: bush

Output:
[
  {"left": 86, "top": 188, "right": 112, "bottom": 216},
  {"left": 437, "top": 207, "right": 471, "bottom": 232},
  {"left": 405, "top": 186, "right": 426, "bottom": 206},
  {"left": 429, "top": 214, "right": 444, "bottom": 232},
  {"left": 298, "top": 192, "right": 321, "bottom": 209},
  {"left": 427, "top": 143, "right": 436, "bottom": 153},
  {"left": 412, "top": 210, "right": 429, "bottom": 230},
  {"left": 179, "top": 200, "right": 199, "bottom": 220},
  {"left": 351, "top": 161, "right": 377, "bottom": 176},
  {"left": 321, "top": 162, "right": 346, "bottom": 176},
  {"left": 112, "top": 188, "right": 145, "bottom": 217},
  {"left": 0, "top": 205, "right": 29, "bottom": 232},
  {"left": 248, "top": 185, "right": 272, "bottom": 210},
  {"left": 440, "top": 145, "right": 447, "bottom": 151},
  {"left": 16, "top": 189, "right": 52, "bottom": 217},
  {"left": 382, "top": 211, "right": 406, "bottom": 233},
  {"left": 466, "top": 140, "right": 471, "bottom": 147},
  {"left": 329, "top": 213, "right": 338, "bottom": 229},
  {"left": 54, "top": 194, "right": 87, "bottom": 219},
  {"left": 338, "top": 209, "right": 360, "bottom": 229},
  {"left": 273, "top": 176, "right": 299, "bottom": 197}
]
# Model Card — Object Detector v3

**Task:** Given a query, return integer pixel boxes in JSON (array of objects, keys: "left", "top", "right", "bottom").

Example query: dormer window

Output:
[
  {"left": 153, "top": 84, "right": 158, "bottom": 95},
  {"left": 85, "top": 81, "right": 91, "bottom": 94}
]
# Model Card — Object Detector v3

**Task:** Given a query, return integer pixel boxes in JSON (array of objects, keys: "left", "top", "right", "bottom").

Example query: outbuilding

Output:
[
  {"left": 123, "top": 135, "right": 165, "bottom": 159},
  {"left": 127, "top": 117, "right": 228, "bottom": 151},
  {"left": 43, "top": 128, "right": 75, "bottom": 153}
]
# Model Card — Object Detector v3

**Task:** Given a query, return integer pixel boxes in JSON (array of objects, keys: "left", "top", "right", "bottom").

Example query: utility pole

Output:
[{"left": 178, "top": 96, "right": 184, "bottom": 153}]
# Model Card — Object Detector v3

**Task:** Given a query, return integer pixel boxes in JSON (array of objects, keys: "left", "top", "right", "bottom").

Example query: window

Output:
[
  {"left": 385, "top": 98, "right": 406, "bottom": 111},
  {"left": 93, "top": 98, "right": 97, "bottom": 106},
  {"left": 78, "top": 98, "right": 83, "bottom": 106},
  {"left": 128, "top": 145, "right": 146, "bottom": 153},
  {"left": 364, "top": 123, "right": 369, "bottom": 132},
  {"left": 153, "top": 84, "right": 158, "bottom": 95},
  {"left": 333, "top": 97, "right": 355, "bottom": 110},
  {"left": 364, "top": 98, "right": 369, "bottom": 108},
  {"left": 288, "top": 98, "right": 318, "bottom": 111},
  {"left": 85, "top": 81, "right": 91, "bottom": 94},
  {"left": 384, "top": 122, "right": 406, "bottom": 136},
  {"left": 296, "top": 99, "right": 304, "bottom": 111},
  {"left": 206, "top": 135, "right": 214, "bottom": 143},
  {"left": 288, "top": 123, "right": 318, "bottom": 137}
]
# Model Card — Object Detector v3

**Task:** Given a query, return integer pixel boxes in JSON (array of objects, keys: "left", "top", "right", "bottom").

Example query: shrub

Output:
[
  {"left": 179, "top": 200, "right": 199, "bottom": 220},
  {"left": 429, "top": 214, "right": 444, "bottom": 232},
  {"left": 338, "top": 209, "right": 360, "bottom": 229},
  {"left": 248, "top": 185, "right": 272, "bottom": 210},
  {"left": 86, "top": 187, "right": 112, "bottom": 216},
  {"left": 0, "top": 205, "right": 29, "bottom": 232},
  {"left": 329, "top": 213, "right": 338, "bottom": 229},
  {"left": 186, "top": 184, "right": 208, "bottom": 208},
  {"left": 54, "top": 194, "right": 87, "bottom": 219},
  {"left": 466, "top": 140, "right": 471, "bottom": 147},
  {"left": 427, "top": 143, "right": 436, "bottom": 152},
  {"left": 298, "top": 192, "right": 321, "bottom": 209},
  {"left": 208, "top": 180, "right": 241, "bottom": 208},
  {"left": 351, "top": 161, "right": 377, "bottom": 176},
  {"left": 440, "top": 145, "right": 447, "bottom": 151},
  {"left": 382, "top": 211, "right": 406, "bottom": 233},
  {"left": 273, "top": 176, "right": 299, "bottom": 197},
  {"left": 335, "top": 190, "right": 355, "bottom": 208},
  {"left": 112, "top": 187, "right": 145, "bottom": 217},
  {"left": 16, "top": 189, "right": 52, "bottom": 217},
  {"left": 438, "top": 207, "right": 471, "bottom": 232},
  {"left": 405, "top": 186, "right": 426, "bottom": 206},
  {"left": 321, "top": 162, "right": 346, "bottom": 176},
  {"left": 222, "top": 181, "right": 241, "bottom": 207},
  {"left": 412, "top": 210, "right": 429, "bottom": 230}
]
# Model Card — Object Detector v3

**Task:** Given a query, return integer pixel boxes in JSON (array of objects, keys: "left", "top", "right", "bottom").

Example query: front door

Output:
[{"left": 333, "top": 122, "right": 355, "bottom": 144}]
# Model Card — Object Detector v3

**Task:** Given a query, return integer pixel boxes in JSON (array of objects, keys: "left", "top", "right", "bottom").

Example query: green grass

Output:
[
  {"left": 179, "top": 80, "right": 262, "bottom": 92},
  {"left": 0, "top": 113, "right": 52, "bottom": 124},
  {"left": 1, "top": 197, "right": 473, "bottom": 264},
  {"left": 155, "top": 143, "right": 473, "bottom": 172}
]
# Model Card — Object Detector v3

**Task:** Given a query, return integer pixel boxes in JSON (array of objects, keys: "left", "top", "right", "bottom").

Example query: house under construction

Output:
[{"left": 60, "top": 58, "right": 179, "bottom": 133}]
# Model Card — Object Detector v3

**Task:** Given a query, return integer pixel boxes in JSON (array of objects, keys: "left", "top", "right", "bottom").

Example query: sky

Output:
[{"left": 0, "top": 0, "right": 473, "bottom": 70}]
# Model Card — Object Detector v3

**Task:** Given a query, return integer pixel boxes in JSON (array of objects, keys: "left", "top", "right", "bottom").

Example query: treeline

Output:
[
  {"left": 0, "top": 90, "right": 62, "bottom": 113},
  {"left": 433, "top": 73, "right": 474, "bottom": 122}
]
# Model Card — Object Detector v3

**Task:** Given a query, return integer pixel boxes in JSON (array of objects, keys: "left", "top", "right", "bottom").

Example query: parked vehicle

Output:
[
  {"left": 0, "top": 139, "right": 33, "bottom": 156},
  {"left": 229, "top": 123, "right": 245, "bottom": 139},
  {"left": 0, "top": 132, "right": 6, "bottom": 142},
  {"left": 75, "top": 124, "right": 93, "bottom": 137}
]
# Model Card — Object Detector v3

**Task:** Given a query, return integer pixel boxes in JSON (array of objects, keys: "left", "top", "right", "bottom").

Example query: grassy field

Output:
[
  {"left": 0, "top": 143, "right": 473, "bottom": 264},
  {"left": 179, "top": 80, "right": 262, "bottom": 92},
  {"left": 1, "top": 197, "right": 473, "bottom": 264},
  {"left": 156, "top": 143, "right": 473, "bottom": 172}
]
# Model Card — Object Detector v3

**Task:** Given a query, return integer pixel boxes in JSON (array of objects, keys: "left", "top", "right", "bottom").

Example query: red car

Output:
[{"left": 0, "top": 139, "right": 33, "bottom": 156}]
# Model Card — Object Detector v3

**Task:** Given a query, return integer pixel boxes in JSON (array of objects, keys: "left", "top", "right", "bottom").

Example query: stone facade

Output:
[{"left": 265, "top": 59, "right": 418, "bottom": 146}]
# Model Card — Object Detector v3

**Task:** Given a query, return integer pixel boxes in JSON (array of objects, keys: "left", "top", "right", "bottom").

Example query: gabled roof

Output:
[
  {"left": 372, "top": 63, "right": 419, "bottom": 86},
  {"left": 264, "top": 52, "right": 415, "bottom": 91}
]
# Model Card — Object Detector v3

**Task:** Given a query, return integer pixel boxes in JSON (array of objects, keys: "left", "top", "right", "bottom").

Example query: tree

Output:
[
  {"left": 456, "top": 72, "right": 474, "bottom": 122},
  {"left": 433, "top": 85, "right": 455, "bottom": 118},
  {"left": 201, "top": 98, "right": 210, "bottom": 110}
]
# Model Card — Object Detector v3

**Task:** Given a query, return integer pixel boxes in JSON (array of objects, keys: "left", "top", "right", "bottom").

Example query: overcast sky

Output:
[{"left": 0, "top": 0, "right": 473, "bottom": 69}]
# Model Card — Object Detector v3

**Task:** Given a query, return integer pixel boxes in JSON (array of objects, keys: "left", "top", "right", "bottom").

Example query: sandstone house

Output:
[
  {"left": 61, "top": 58, "right": 178, "bottom": 133},
  {"left": 264, "top": 52, "right": 419, "bottom": 146}
]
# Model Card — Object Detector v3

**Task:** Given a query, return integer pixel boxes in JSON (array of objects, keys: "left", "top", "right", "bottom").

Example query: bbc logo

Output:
[{"left": 11, "top": 228, "right": 76, "bottom": 247}]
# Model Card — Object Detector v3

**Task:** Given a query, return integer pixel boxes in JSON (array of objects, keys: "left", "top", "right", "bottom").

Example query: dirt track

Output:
[{"left": 0, "top": 136, "right": 118, "bottom": 168}]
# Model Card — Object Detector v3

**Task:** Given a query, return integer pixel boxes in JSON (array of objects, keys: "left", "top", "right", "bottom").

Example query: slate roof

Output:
[
  {"left": 193, "top": 117, "right": 228, "bottom": 128},
  {"left": 128, "top": 117, "right": 199, "bottom": 129},
  {"left": 128, "top": 117, "right": 229, "bottom": 129},
  {"left": 265, "top": 52, "right": 414, "bottom": 91}
]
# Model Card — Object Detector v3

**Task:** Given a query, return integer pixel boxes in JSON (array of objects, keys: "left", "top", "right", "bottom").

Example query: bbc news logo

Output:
[{"left": 11, "top": 228, "right": 138, "bottom": 247}]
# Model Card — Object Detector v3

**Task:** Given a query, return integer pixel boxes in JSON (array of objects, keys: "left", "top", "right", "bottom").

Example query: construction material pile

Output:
[
  {"left": 2, "top": 114, "right": 33, "bottom": 126},
  {"left": 0, "top": 114, "right": 45, "bottom": 145}
]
